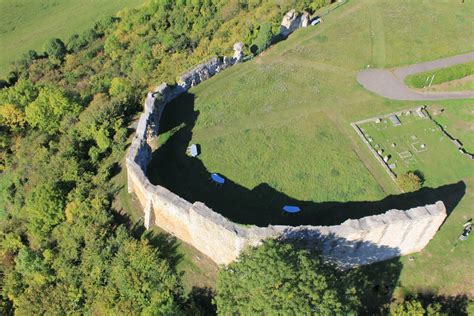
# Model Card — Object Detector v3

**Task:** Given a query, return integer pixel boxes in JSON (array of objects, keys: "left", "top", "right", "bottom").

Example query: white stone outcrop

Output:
[
  {"left": 233, "top": 42, "right": 244, "bottom": 62},
  {"left": 280, "top": 9, "right": 310, "bottom": 37},
  {"left": 126, "top": 56, "right": 448, "bottom": 267}
]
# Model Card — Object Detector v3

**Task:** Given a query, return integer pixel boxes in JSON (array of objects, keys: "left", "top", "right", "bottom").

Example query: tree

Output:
[
  {"left": 214, "top": 240, "right": 359, "bottom": 314},
  {"left": 396, "top": 171, "right": 423, "bottom": 192},
  {"left": 251, "top": 21, "right": 273, "bottom": 54},
  {"left": 109, "top": 77, "right": 133, "bottom": 100},
  {"left": 0, "top": 79, "right": 38, "bottom": 109},
  {"left": 96, "top": 229, "right": 184, "bottom": 314},
  {"left": 25, "top": 182, "right": 66, "bottom": 240},
  {"left": 0, "top": 104, "right": 26, "bottom": 131},
  {"left": 389, "top": 297, "right": 441, "bottom": 315},
  {"left": 25, "top": 86, "right": 80, "bottom": 134},
  {"left": 45, "top": 38, "right": 67, "bottom": 63}
]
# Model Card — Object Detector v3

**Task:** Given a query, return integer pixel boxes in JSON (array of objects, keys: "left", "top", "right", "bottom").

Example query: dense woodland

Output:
[{"left": 0, "top": 0, "right": 453, "bottom": 314}]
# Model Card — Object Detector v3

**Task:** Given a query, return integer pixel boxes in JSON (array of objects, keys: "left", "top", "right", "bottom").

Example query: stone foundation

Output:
[{"left": 126, "top": 57, "right": 447, "bottom": 266}]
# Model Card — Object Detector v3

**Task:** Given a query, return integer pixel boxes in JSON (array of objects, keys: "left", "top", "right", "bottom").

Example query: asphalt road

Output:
[{"left": 357, "top": 52, "right": 474, "bottom": 100}]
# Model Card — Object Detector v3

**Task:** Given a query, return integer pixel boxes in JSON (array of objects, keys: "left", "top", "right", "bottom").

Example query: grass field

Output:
[
  {"left": 405, "top": 61, "right": 474, "bottom": 89},
  {"left": 0, "top": 0, "right": 146, "bottom": 78},
  {"left": 145, "top": 0, "right": 474, "bottom": 297}
]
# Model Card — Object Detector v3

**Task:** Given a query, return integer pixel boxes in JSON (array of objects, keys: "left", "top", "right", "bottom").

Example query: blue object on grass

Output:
[
  {"left": 211, "top": 173, "right": 225, "bottom": 184},
  {"left": 283, "top": 205, "right": 301, "bottom": 213},
  {"left": 187, "top": 144, "right": 199, "bottom": 157}
]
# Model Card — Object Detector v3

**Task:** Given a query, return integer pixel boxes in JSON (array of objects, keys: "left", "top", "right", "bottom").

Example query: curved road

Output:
[{"left": 357, "top": 52, "right": 474, "bottom": 100}]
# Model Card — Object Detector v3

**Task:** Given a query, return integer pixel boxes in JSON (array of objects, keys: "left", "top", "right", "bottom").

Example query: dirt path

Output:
[{"left": 357, "top": 52, "right": 474, "bottom": 100}]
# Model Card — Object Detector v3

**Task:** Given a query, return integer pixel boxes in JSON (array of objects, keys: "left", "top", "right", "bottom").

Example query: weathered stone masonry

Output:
[{"left": 126, "top": 56, "right": 447, "bottom": 267}]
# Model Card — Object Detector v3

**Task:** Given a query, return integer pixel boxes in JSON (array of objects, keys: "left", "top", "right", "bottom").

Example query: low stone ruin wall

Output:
[
  {"left": 177, "top": 56, "right": 235, "bottom": 90},
  {"left": 126, "top": 57, "right": 447, "bottom": 267}
]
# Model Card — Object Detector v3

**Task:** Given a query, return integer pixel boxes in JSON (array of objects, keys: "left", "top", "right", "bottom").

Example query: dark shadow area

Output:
[
  {"left": 280, "top": 236, "right": 404, "bottom": 314},
  {"left": 415, "top": 293, "right": 471, "bottom": 315},
  {"left": 187, "top": 286, "right": 216, "bottom": 316},
  {"left": 286, "top": 235, "right": 470, "bottom": 314},
  {"left": 343, "top": 259, "right": 402, "bottom": 314},
  {"left": 147, "top": 92, "right": 466, "bottom": 226}
]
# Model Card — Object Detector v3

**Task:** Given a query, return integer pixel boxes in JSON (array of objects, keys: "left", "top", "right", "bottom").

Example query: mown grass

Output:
[
  {"left": 0, "top": 0, "right": 146, "bottom": 78},
  {"left": 405, "top": 61, "right": 474, "bottom": 89},
  {"left": 147, "top": 0, "right": 474, "bottom": 296}
]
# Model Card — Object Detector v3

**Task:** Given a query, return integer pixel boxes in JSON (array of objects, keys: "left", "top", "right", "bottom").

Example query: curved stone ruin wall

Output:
[{"left": 125, "top": 56, "right": 447, "bottom": 267}]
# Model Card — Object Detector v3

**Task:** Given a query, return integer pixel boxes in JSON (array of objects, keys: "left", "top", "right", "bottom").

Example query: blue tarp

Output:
[
  {"left": 283, "top": 205, "right": 301, "bottom": 213},
  {"left": 211, "top": 173, "right": 225, "bottom": 184}
]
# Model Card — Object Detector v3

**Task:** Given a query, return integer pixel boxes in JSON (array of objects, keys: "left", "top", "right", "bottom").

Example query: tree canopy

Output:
[
  {"left": 214, "top": 240, "right": 360, "bottom": 314},
  {"left": 25, "top": 86, "right": 80, "bottom": 134},
  {"left": 396, "top": 171, "right": 423, "bottom": 192}
]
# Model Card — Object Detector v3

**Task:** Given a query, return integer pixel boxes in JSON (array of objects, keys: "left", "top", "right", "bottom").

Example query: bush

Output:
[{"left": 396, "top": 171, "right": 423, "bottom": 192}]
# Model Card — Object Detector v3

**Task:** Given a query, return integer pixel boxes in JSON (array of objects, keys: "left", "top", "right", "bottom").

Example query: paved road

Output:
[{"left": 357, "top": 52, "right": 474, "bottom": 100}]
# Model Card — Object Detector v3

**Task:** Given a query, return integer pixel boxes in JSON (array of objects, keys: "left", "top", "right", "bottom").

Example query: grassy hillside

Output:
[
  {"left": 0, "top": 0, "right": 146, "bottom": 78},
  {"left": 148, "top": 0, "right": 474, "bottom": 296}
]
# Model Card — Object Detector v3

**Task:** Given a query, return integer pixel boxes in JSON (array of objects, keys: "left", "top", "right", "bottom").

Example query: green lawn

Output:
[
  {"left": 0, "top": 0, "right": 146, "bottom": 78},
  {"left": 359, "top": 108, "right": 473, "bottom": 187},
  {"left": 146, "top": 0, "right": 474, "bottom": 297},
  {"left": 424, "top": 76, "right": 474, "bottom": 92}
]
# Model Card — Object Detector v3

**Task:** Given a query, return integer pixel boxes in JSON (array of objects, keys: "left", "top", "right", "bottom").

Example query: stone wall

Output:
[
  {"left": 177, "top": 56, "right": 235, "bottom": 90},
  {"left": 125, "top": 57, "right": 447, "bottom": 267}
]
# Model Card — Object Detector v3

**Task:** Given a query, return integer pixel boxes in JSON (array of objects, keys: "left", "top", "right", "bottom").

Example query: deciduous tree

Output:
[
  {"left": 25, "top": 86, "right": 80, "bottom": 134},
  {"left": 214, "top": 240, "right": 359, "bottom": 314}
]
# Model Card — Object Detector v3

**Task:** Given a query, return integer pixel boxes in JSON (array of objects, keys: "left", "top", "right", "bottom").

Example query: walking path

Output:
[{"left": 357, "top": 52, "right": 474, "bottom": 100}]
